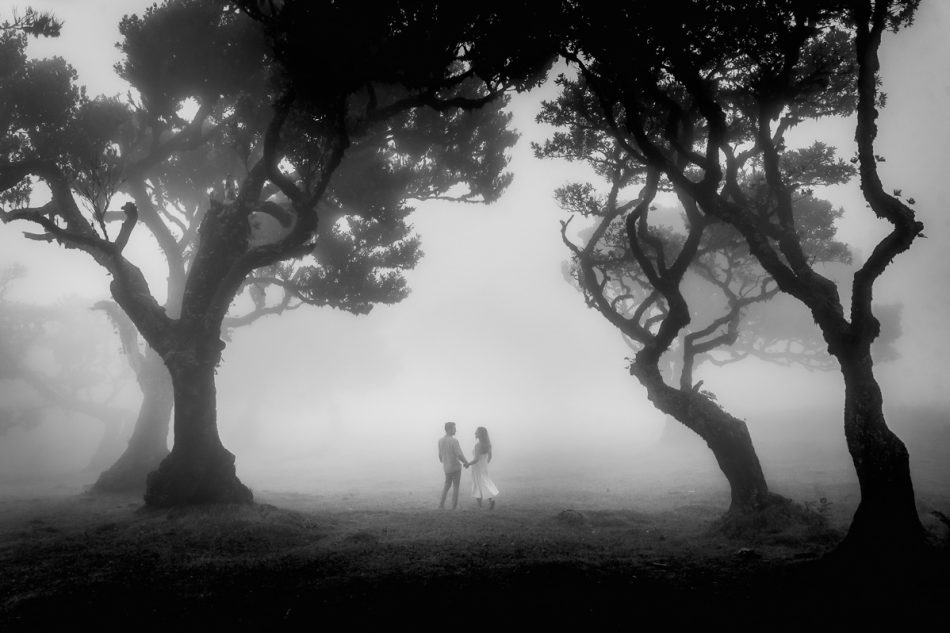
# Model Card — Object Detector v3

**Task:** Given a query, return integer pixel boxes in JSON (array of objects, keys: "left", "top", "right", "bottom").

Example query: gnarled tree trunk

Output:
[
  {"left": 836, "top": 350, "right": 924, "bottom": 557},
  {"left": 632, "top": 360, "right": 772, "bottom": 514},
  {"left": 93, "top": 350, "right": 172, "bottom": 493},
  {"left": 144, "top": 337, "right": 252, "bottom": 507}
]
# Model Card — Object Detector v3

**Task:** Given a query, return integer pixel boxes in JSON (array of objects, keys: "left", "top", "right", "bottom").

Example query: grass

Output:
[{"left": 1, "top": 475, "right": 948, "bottom": 629}]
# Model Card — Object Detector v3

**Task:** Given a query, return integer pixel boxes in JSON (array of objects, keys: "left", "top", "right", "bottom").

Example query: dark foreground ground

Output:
[{"left": 1, "top": 479, "right": 948, "bottom": 631}]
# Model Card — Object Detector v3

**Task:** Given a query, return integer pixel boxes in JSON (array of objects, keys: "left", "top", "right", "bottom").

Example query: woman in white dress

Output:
[{"left": 470, "top": 426, "right": 499, "bottom": 509}]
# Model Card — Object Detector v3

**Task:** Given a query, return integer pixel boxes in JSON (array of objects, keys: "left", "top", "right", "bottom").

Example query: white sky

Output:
[{"left": 1, "top": 1, "right": 948, "bottom": 488}]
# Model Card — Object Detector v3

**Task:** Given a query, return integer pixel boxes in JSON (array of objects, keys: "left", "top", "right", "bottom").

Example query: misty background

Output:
[{"left": 1, "top": 0, "right": 948, "bottom": 503}]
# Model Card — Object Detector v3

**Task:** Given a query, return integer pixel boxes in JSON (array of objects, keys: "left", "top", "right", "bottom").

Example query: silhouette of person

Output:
[
  {"left": 469, "top": 426, "right": 499, "bottom": 509},
  {"left": 438, "top": 421, "right": 469, "bottom": 509}
]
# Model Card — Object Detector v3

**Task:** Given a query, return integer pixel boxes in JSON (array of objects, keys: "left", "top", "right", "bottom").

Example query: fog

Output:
[{"left": 1, "top": 0, "right": 948, "bottom": 507}]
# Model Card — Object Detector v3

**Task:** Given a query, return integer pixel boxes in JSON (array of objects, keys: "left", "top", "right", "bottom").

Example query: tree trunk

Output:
[
  {"left": 836, "top": 352, "right": 925, "bottom": 558},
  {"left": 93, "top": 351, "right": 172, "bottom": 493},
  {"left": 144, "top": 344, "right": 252, "bottom": 507},
  {"left": 632, "top": 361, "right": 772, "bottom": 514},
  {"left": 83, "top": 415, "right": 126, "bottom": 475}
]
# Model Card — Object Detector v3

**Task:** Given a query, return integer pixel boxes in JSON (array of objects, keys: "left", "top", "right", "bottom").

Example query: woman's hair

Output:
[{"left": 475, "top": 426, "right": 491, "bottom": 452}]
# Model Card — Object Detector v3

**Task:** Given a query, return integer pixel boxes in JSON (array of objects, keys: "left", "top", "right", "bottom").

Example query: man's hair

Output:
[{"left": 444, "top": 421, "right": 456, "bottom": 432}]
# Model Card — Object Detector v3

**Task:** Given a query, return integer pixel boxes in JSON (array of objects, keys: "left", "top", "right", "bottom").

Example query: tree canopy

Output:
[{"left": 537, "top": 70, "right": 855, "bottom": 387}]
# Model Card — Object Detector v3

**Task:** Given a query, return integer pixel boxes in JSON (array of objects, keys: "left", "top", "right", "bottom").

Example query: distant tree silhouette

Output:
[
  {"left": 0, "top": 267, "right": 135, "bottom": 473},
  {"left": 0, "top": 0, "right": 557, "bottom": 506},
  {"left": 558, "top": 0, "right": 926, "bottom": 557}
]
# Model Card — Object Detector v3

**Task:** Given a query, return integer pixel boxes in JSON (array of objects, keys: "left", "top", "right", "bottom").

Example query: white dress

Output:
[{"left": 470, "top": 441, "right": 499, "bottom": 499}]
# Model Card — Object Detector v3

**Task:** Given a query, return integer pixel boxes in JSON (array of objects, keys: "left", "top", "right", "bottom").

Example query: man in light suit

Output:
[{"left": 438, "top": 421, "right": 469, "bottom": 509}]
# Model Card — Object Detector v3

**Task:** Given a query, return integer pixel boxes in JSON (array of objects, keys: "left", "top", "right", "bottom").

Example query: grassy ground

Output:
[{"left": 1, "top": 471, "right": 948, "bottom": 630}]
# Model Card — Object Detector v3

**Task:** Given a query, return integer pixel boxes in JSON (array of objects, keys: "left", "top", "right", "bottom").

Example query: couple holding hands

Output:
[{"left": 438, "top": 421, "right": 499, "bottom": 510}]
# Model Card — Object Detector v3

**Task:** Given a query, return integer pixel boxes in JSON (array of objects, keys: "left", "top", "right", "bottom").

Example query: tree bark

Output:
[
  {"left": 835, "top": 350, "right": 924, "bottom": 557},
  {"left": 144, "top": 341, "right": 252, "bottom": 507},
  {"left": 631, "top": 360, "right": 773, "bottom": 514},
  {"left": 93, "top": 351, "right": 172, "bottom": 493}
]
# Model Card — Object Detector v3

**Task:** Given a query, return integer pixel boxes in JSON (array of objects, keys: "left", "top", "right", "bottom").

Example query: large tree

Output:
[
  {"left": 0, "top": 0, "right": 556, "bottom": 506},
  {"left": 93, "top": 2, "right": 402, "bottom": 491},
  {"left": 559, "top": 0, "right": 925, "bottom": 556},
  {"left": 96, "top": 0, "right": 527, "bottom": 492},
  {"left": 537, "top": 82, "right": 851, "bottom": 519}
]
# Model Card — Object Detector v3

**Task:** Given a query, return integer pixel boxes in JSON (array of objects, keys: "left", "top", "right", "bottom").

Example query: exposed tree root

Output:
[
  {"left": 91, "top": 449, "right": 168, "bottom": 494},
  {"left": 144, "top": 448, "right": 252, "bottom": 507},
  {"left": 710, "top": 494, "right": 838, "bottom": 545}
]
